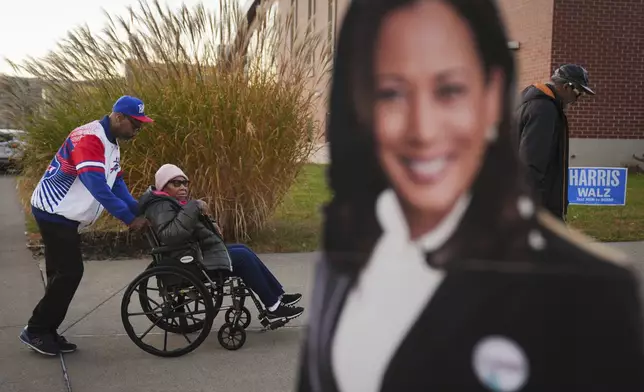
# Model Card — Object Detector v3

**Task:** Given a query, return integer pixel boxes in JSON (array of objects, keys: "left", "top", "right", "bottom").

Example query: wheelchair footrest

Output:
[
  {"left": 268, "top": 319, "right": 288, "bottom": 330},
  {"left": 259, "top": 317, "right": 289, "bottom": 331}
]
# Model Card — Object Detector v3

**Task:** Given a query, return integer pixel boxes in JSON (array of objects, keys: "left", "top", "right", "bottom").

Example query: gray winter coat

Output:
[{"left": 138, "top": 187, "right": 232, "bottom": 271}]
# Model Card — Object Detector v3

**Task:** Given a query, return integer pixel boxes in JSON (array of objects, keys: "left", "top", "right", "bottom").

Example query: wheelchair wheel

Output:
[
  {"left": 224, "top": 307, "right": 251, "bottom": 329},
  {"left": 137, "top": 271, "right": 223, "bottom": 335},
  {"left": 121, "top": 266, "right": 215, "bottom": 357},
  {"left": 217, "top": 323, "right": 246, "bottom": 351}
]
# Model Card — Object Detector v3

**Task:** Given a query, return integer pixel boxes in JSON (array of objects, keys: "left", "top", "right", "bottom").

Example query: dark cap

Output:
[{"left": 552, "top": 64, "right": 595, "bottom": 95}]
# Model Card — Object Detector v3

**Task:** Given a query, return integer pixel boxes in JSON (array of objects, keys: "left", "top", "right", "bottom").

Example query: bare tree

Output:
[{"left": 222, "top": 0, "right": 275, "bottom": 72}]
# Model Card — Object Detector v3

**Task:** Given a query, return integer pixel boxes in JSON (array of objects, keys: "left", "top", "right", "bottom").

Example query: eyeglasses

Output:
[
  {"left": 123, "top": 114, "right": 143, "bottom": 131},
  {"left": 567, "top": 83, "right": 583, "bottom": 99},
  {"left": 168, "top": 179, "right": 190, "bottom": 188}
]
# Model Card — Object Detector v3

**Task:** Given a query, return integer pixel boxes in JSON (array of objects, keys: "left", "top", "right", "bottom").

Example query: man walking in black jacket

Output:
[{"left": 516, "top": 64, "right": 595, "bottom": 221}]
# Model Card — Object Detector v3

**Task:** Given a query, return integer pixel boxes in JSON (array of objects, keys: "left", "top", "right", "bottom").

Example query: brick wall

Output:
[
  {"left": 497, "top": 0, "right": 555, "bottom": 91},
  {"left": 551, "top": 0, "right": 644, "bottom": 139}
]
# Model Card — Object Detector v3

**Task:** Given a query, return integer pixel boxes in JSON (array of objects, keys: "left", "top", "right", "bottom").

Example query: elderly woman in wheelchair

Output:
[{"left": 120, "top": 164, "right": 304, "bottom": 357}]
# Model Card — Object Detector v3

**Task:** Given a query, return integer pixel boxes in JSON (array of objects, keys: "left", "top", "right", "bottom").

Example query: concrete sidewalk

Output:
[
  {"left": 8, "top": 253, "right": 316, "bottom": 392},
  {"left": 54, "top": 254, "right": 315, "bottom": 392},
  {"left": 0, "top": 175, "right": 69, "bottom": 392}
]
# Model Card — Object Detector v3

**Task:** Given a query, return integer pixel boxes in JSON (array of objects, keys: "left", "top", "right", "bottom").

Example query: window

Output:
[
  {"left": 334, "top": 0, "right": 338, "bottom": 46},
  {"left": 328, "top": 0, "right": 334, "bottom": 50},
  {"left": 290, "top": 0, "right": 296, "bottom": 52},
  {"left": 307, "top": 0, "right": 317, "bottom": 66}
]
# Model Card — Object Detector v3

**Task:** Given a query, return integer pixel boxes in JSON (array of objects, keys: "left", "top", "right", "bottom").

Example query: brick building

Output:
[
  {"left": 275, "top": 0, "right": 350, "bottom": 152},
  {"left": 499, "top": 0, "right": 644, "bottom": 167},
  {"left": 280, "top": 0, "right": 643, "bottom": 166},
  {"left": 3, "top": 1, "right": 641, "bottom": 166}
]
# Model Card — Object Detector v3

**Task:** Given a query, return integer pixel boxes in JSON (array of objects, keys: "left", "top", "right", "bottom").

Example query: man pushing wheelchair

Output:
[{"left": 21, "top": 91, "right": 303, "bottom": 357}]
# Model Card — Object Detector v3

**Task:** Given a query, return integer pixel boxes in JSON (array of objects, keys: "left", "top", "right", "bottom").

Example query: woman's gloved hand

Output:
[
  {"left": 214, "top": 222, "right": 224, "bottom": 237},
  {"left": 196, "top": 199, "right": 211, "bottom": 216}
]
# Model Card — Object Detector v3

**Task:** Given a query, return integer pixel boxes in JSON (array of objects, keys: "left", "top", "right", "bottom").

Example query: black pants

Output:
[
  {"left": 226, "top": 244, "right": 285, "bottom": 307},
  {"left": 27, "top": 218, "right": 84, "bottom": 334}
]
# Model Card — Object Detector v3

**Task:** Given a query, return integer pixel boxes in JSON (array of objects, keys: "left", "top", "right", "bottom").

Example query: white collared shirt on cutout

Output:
[{"left": 331, "top": 189, "right": 471, "bottom": 392}]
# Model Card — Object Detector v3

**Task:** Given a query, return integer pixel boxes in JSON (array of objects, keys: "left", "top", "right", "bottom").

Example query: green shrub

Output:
[{"left": 7, "top": 0, "right": 331, "bottom": 242}]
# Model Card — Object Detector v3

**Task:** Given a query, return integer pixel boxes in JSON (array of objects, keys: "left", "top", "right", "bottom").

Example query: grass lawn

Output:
[
  {"left": 21, "top": 166, "right": 644, "bottom": 254},
  {"left": 567, "top": 174, "right": 644, "bottom": 242},
  {"left": 252, "top": 169, "right": 644, "bottom": 250},
  {"left": 249, "top": 164, "right": 331, "bottom": 253},
  {"left": 254, "top": 168, "right": 644, "bottom": 248}
]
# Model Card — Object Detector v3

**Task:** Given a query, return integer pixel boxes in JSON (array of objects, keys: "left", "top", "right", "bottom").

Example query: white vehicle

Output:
[{"left": 0, "top": 129, "right": 26, "bottom": 169}]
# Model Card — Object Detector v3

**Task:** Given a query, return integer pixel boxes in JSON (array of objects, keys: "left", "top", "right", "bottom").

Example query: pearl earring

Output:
[{"left": 486, "top": 126, "right": 499, "bottom": 142}]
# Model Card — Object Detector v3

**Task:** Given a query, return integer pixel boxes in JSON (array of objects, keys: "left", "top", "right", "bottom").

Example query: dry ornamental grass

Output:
[{"left": 5, "top": 0, "right": 331, "bottom": 244}]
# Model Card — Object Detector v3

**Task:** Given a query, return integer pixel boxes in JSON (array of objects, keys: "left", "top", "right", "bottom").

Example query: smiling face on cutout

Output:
[{"left": 373, "top": 0, "right": 503, "bottom": 238}]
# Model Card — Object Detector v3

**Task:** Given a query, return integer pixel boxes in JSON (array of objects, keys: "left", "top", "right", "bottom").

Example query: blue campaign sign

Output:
[{"left": 568, "top": 167, "right": 628, "bottom": 206}]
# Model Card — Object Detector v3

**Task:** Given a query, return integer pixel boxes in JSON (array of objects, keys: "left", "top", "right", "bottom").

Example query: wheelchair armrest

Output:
[{"left": 150, "top": 243, "right": 195, "bottom": 255}]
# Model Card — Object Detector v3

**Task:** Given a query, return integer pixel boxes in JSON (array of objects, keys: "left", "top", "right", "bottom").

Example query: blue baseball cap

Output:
[{"left": 112, "top": 95, "right": 154, "bottom": 122}]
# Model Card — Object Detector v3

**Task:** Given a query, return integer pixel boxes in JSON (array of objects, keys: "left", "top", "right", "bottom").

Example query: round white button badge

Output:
[{"left": 472, "top": 335, "right": 529, "bottom": 392}]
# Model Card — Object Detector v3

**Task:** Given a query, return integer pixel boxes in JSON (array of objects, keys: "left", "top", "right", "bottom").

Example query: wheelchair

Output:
[{"left": 120, "top": 222, "right": 290, "bottom": 358}]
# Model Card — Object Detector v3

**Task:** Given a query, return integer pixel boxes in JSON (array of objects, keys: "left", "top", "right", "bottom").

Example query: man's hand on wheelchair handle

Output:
[{"left": 128, "top": 216, "right": 149, "bottom": 231}]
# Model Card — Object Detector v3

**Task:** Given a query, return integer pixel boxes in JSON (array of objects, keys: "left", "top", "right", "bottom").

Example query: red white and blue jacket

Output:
[{"left": 31, "top": 116, "right": 139, "bottom": 229}]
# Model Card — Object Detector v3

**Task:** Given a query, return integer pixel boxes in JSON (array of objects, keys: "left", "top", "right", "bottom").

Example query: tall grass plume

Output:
[{"left": 5, "top": 0, "right": 331, "bottom": 242}]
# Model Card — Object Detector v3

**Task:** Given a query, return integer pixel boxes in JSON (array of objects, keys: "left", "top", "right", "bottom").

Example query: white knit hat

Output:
[{"left": 155, "top": 164, "right": 188, "bottom": 190}]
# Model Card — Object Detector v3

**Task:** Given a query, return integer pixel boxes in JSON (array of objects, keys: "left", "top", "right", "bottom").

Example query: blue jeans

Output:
[{"left": 226, "top": 244, "right": 284, "bottom": 307}]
